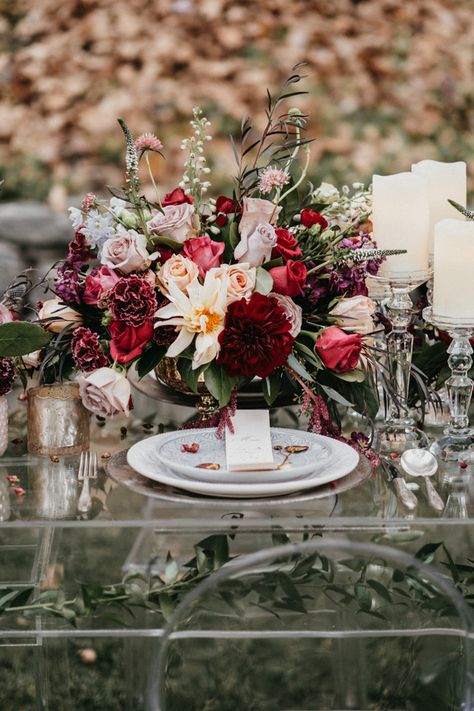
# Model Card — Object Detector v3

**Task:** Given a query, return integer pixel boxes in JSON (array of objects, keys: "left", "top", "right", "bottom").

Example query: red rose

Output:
[
  {"left": 162, "top": 188, "right": 194, "bottom": 206},
  {"left": 271, "top": 227, "right": 303, "bottom": 262},
  {"left": 216, "top": 292, "right": 293, "bottom": 379},
  {"left": 109, "top": 320, "right": 154, "bottom": 364},
  {"left": 315, "top": 326, "right": 362, "bottom": 373},
  {"left": 301, "top": 209, "right": 328, "bottom": 230},
  {"left": 269, "top": 260, "right": 307, "bottom": 297},
  {"left": 109, "top": 275, "right": 157, "bottom": 327},
  {"left": 215, "top": 195, "right": 235, "bottom": 227},
  {"left": 183, "top": 236, "right": 225, "bottom": 277}
]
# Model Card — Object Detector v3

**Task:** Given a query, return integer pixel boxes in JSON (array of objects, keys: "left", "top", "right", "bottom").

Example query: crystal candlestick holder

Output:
[
  {"left": 371, "top": 269, "right": 432, "bottom": 453},
  {"left": 423, "top": 307, "right": 474, "bottom": 460}
]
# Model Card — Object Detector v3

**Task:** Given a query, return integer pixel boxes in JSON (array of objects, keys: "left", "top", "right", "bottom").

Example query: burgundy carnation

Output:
[
  {"left": 71, "top": 327, "right": 109, "bottom": 372},
  {"left": 216, "top": 292, "right": 294, "bottom": 379},
  {"left": 0, "top": 358, "right": 15, "bottom": 396},
  {"left": 109, "top": 275, "right": 157, "bottom": 327}
]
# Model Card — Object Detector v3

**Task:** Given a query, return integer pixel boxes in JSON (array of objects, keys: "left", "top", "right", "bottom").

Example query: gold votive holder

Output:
[{"left": 27, "top": 383, "right": 90, "bottom": 456}]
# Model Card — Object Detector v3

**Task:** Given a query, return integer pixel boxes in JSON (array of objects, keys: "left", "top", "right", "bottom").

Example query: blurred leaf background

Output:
[{"left": 0, "top": 0, "right": 473, "bottom": 205}]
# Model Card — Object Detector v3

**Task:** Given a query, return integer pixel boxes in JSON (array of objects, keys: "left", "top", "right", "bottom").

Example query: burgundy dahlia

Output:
[
  {"left": 109, "top": 275, "right": 157, "bottom": 327},
  {"left": 216, "top": 292, "right": 294, "bottom": 379},
  {"left": 0, "top": 358, "right": 15, "bottom": 396},
  {"left": 71, "top": 327, "right": 109, "bottom": 372}
]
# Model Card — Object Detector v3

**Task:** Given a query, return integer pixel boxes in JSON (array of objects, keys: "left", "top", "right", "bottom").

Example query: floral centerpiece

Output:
[{"left": 0, "top": 68, "right": 401, "bottom": 452}]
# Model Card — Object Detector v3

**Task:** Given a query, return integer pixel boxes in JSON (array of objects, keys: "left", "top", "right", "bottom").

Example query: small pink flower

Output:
[
  {"left": 81, "top": 193, "right": 97, "bottom": 211},
  {"left": 135, "top": 133, "right": 163, "bottom": 152},
  {"left": 258, "top": 166, "right": 290, "bottom": 194}
]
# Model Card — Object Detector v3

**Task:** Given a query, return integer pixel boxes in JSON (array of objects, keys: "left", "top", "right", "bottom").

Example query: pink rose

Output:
[
  {"left": 211, "top": 263, "right": 256, "bottom": 304},
  {"left": 269, "top": 260, "right": 307, "bottom": 297},
  {"left": 147, "top": 203, "right": 196, "bottom": 244},
  {"left": 0, "top": 304, "right": 14, "bottom": 325},
  {"left": 239, "top": 197, "right": 281, "bottom": 240},
  {"left": 315, "top": 326, "right": 362, "bottom": 373},
  {"left": 183, "top": 236, "right": 224, "bottom": 277},
  {"left": 269, "top": 292, "right": 302, "bottom": 337},
  {"left": 78, "top": 367, "right": 132, "bottom": 417},
  {"left": 101, "top": 230, "right": 151, "bottom": 274},
  {"left": 330, "top": 296, "right": 376, "bottom": 334},
  {"left": 83, "top": 266, "right": 120, "bottom": 306},
  {"left": 234, "top": 223, "right": 277, "bottom": 267},
  {"left": 109, "top": 320, "right": 154, "bottom": 364},
  {"left": 158, "top": 254, "right": 199, "bottom": 295},
  {"left": 39, "top": 298, "right": 83, "bottom": 333}
]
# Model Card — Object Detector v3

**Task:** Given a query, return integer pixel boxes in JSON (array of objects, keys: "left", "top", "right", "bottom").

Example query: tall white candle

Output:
[
  {"left": 433, "top": 219, "right": 474, "bottom": 321},
  {"left": 372, "top": 172, "right": 430, "bottom": 277},
  {"left": 411, "top": 160, "right": 466, "bottom": 254}
]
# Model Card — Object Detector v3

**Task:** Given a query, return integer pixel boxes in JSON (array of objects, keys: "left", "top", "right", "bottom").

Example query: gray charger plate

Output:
[{"left": 107, "top": 448, "right": 372, "bottom": 506}]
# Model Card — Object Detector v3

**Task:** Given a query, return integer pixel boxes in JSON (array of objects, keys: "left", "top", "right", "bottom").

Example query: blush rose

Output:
[
  {"left": 147, "top": 203, "right": 196, "bottom": 243},
  {"left": 78, "top": 367, "right": 132, "bottom": 417},
  {"left": 183, "top": 236, "right": 225, "bottom": 277},
  {"left": 101, "top": 230, "right": 151, "bottom": 274}
]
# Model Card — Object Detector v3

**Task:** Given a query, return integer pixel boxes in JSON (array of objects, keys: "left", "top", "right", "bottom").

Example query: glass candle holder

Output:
[
  {"left": 423, "top": 307, "right": 474, "bottom": 460},
  {"left": 27, "top": 383, "right": 90, "bottom": 456},
  {"left": 371, "top": 269, "right": 431, "bottom": 453}
]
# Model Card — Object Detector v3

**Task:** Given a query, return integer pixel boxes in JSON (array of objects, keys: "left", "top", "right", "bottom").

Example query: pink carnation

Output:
[
  {"left": 258, "top": 166, "right": 290, "bottom": 195},
  {"left": 134, "top": 133, "right": 163, "bottom": 152}
]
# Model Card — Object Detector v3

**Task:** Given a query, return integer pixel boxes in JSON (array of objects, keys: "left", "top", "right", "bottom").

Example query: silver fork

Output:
[{"left": 77, "top": 451, "right": 98, "bottom": 513}]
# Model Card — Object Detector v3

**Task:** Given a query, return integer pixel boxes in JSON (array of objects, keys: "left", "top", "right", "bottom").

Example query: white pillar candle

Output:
[
  {"left": 433, "top": 219, "right": 474, "bottom": 322},
  {"left": 372, "top": 172, "right": 430, "bottom": 278},
  {"left": 411, "top": 160, "right": 467, "bottom": 254}
]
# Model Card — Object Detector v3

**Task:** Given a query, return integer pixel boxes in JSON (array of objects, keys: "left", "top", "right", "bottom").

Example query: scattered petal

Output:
[
  {"left": 181, "top": 442, "right": 200, "bottom": 453},
  {"left": 6, "top": 475, "right": 19, "bottom": 484},
  {"left": 49, "top": 455, "right": 60, "bottom": 463},
  {"left": 101, "top": 451, "right": 112, "bottom": 459},
  {"left": 14, "top": 487, "right": 25, "bottom": 496},
  {"left": 196, "top": 462, "right": 220, "bottom": 470},
  {"left": 285, "top": 445, "right": 309, "bottom": 454}
]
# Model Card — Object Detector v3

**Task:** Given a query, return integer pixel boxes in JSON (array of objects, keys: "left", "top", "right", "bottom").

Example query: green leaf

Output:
[
  {"left": 354, "top": 582, "right": 372, "bottom": 612},
  {"left": 229, "top": 221, "right": 239, "bottom": 249},
  {"left": 286, "top": 352, "right": 313, "bottom": 382},
  {"left": 366, "top": 579, "right": 392, "bottom": 603},
  {"left": 0, "top": 587, "right": 33, "bottom": 611},
  {"left": 334, "top": 369, "right": 366, "bottom": 383},
  {"left": 136, "top": 344, "right": 167, "bottom": 379},
  {"left": 149, "top": 235, "right": 182, "bottom": 251},
  {"left": 319, "top": 383, "right": 354, "bottom": 408},
  {"left": 294, "top": 341, "right": 321, "bottom": 368},
  {"left": 415, "top": 542, "right": 442, "bottom": 564},
  {"left": 158, "top": 593, "right": 176, "bottom": 621},
  {"left": 255, "top": 267, "right": 273, "bottom": 295},
  {"left": 0, "top": 322, "right": 52, "bottom": 357},
  {"left": 204, "top": 362, "right": 236, "bottom": 407},
  {"left": 263, "top": 370, "right": 283, "bottom": 406},
  {"left": 177, "top": 359, "right": 209, "bottom": 394}
]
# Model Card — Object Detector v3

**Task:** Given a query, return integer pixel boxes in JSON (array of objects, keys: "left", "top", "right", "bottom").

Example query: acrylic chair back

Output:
[{"left": 152, "top": 539, "right": 474, "bottom": 711}]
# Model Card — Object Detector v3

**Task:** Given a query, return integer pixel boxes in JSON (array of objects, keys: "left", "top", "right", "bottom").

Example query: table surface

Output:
[{"left": 1, "top": 383, "right": 472, "bottom": 533}]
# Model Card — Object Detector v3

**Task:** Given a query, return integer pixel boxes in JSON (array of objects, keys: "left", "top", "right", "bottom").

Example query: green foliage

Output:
[
  {"left": 0, "top": 321, "right": 52, "bottom": 356},
  {"left": 204, "top": 362, "right": 237, "bottom": 406},
  {"left": 136, "top": 344, "right": 167, "bottom": 379}
]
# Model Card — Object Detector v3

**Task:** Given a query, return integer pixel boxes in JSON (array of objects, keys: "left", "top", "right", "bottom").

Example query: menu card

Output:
[{"left": 225, "top": 410, "right": 276, "bottom": 471}]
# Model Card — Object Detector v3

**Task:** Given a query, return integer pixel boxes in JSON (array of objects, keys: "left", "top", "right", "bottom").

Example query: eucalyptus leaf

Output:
[
  {"left": 319, "top": 383, "right": 354, "bottom": 408},
  {"left": 286, "top": 352, "right": 313, "bottom": 382},
  {"left": 263, "top": 370, "right": 283, "bottom": 406},
  {"left": 255, "top": 267, "right": 273, "bottom": 295},
  {"left": 149, "top": 235, "right": 183, "bottom": 251},
  {"left": 0, "top": 322, "right": 52, "bottom": 357}
]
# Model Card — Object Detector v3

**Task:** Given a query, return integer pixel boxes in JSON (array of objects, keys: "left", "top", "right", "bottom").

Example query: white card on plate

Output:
[{"left": 225, "top": 410, "right": 276, "bottom": 471}]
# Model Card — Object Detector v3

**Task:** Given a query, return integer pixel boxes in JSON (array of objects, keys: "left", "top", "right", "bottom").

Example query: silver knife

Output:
[{"left": 382, "top": 460, "right": 418, "bottom": 511}]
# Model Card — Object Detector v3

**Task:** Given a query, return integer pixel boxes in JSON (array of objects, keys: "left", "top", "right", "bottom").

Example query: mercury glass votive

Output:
[{"left": 27, "top": 383, "right": 90, "bottom": 456}]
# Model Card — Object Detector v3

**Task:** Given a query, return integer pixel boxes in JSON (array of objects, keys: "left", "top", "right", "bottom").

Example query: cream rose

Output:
[
  {"left": 234, "top": 223, "right": 277, "bottom": 267},
  {"left": 147, "top": 203, "right": 196, "bottom": 244},
  {"left": 22, "top": 350, "right": 42, "bottom": 368},
  {"left": 211, "top": 263, "right": 256, "bottom": 303},
  {"left": 39, "top": 298, "right": 83, "bottom": 334},
  {"left": 78, "top": 367, "right": 131, "bottom": 417},
  {"left": 101, "top": 230, "right": 151, "bottom": 274},
  {"left": 330, "top": 295, "right": 376, "bottom": 334},
  {"left": 0, "top": 304, "right": 14, "bottom": 324},
  {"left": 158, "top": 254, "right": 199, "bottom": 295},
  {"left": 239, "top": 197, "right": 281, "bottom": 240},
  {"left": 270, "top": 292, "right": 302, "bottom": 338}
]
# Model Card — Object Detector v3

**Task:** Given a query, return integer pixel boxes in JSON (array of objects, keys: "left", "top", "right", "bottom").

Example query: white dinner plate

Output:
[
  {"left": 150, "top": 427, "right": 333, "bottom": 484},
  {"left": 126, "top": 433, "right": 359, "bottom": 498}
]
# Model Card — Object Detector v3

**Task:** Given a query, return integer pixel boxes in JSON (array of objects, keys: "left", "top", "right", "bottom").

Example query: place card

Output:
[{"left": 225, "top": 410, "right": 276, "bottom": 471}]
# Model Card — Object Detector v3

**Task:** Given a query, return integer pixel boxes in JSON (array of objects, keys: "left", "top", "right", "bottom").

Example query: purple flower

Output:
[
  {"left": 55, "top": 261, "right": 82, "bottom": 305},
  {"left": 0, "top": 358, "right": 15, "bottom": 396}
]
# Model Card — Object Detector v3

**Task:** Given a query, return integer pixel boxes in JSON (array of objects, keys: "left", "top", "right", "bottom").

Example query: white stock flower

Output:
[
  {"left": 313, "top": 182, "right": 340, "bottom": 204},
  {"left": 68, "top": 207, "right": 83, "bottom": 230},
  {"left": 155, "top": 271, "right": 228, "bottom": 369}
]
